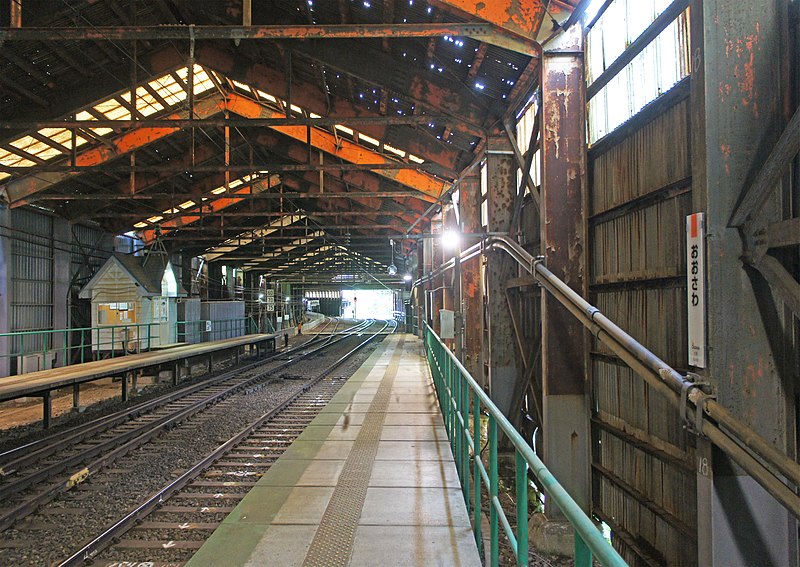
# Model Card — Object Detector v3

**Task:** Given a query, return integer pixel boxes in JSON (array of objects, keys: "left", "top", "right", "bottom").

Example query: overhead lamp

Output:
[
  {"left": 387, "top": 239, "right": 397, "bottom": 275},
  {"left": 442, "top": 229, "right": 460, "bottom": 250},
  {"left": 403, "top": 273, "right": 413, "bottom": 282}
]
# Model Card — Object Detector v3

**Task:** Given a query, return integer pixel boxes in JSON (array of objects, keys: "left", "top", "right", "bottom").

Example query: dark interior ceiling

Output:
[{"left": 0, "top": 0, "right": 577, "bottom": 280}]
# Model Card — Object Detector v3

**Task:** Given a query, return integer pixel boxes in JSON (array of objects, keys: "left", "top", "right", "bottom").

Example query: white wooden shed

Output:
[{"left": 79, "top": 252, "right": 187, "bottom": 353}]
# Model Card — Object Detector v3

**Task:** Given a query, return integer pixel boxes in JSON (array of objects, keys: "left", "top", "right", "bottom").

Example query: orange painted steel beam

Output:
[
  {"left": 3, "top": 91, "right": 448, "bottom": 206},
  {"left": 139, "top": 174, "right": 281, "bottom": 243},
  {"left": 1, "top": 94, "right": 228, "bottom": 206},
  {"left": 224, "top": 93, "right": 449, "bottom": 199}
]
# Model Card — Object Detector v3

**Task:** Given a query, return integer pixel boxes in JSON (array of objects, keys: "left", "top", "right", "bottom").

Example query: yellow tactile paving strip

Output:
[{"left": 301, "top": 337, "right": 405, "bottom": 566}]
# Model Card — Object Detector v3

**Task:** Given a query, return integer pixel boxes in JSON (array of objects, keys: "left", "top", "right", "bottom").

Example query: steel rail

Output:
[
  {"left": 0, "top": 318, "right": 339, "bottom": 473},
  {"left": 415, "top": 234, "right": 800, "bottom": 521},
  {"left": 58, "top": 320, "right": 392, "bottom": 566},
  {"left": 0, "top": 320, "right": 373, "bottom": 531}
]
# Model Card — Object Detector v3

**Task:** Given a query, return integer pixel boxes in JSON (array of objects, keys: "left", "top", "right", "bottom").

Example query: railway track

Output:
[
  {"left": 0, "top": 318, "right": 370, "bottom": 538},
  {"left": 56, "top": 319, "right": 392, "bottom": 566}
]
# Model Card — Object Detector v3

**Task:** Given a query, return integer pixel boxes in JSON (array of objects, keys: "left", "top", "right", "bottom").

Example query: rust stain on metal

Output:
[
  {"left": 720, "top": 143, "right": 731, "bottom": 175},
  {"left": 225, "top": 92, "right": 448, "bottom": 198},
  {"left": 723, "top": 21, "right": 761, "bottom": 118},
  {"left": 140, "top": 176, "right": 280, "bottom": 242},
  {"left": 435, "top": 0, "right": 546, "bottom": 37}
]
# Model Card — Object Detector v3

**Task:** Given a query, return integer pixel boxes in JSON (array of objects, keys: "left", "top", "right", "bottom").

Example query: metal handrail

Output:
[
  {"left": 424, "top": 323, "right": 626, "bottom": 567},
  {"left": 417, "top": 234, "right": 800, "bottom": 522},
  {"left": 0, "top": 317, "right": 260, "bottom": 376}
]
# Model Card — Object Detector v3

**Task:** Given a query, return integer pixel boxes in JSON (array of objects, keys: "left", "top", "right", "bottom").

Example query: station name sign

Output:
[{"left": 686, "top": 212, "right": 706, "bottom": 368}]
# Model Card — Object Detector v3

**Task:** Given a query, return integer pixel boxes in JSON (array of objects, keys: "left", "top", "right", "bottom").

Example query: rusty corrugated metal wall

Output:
[{"left": 589, "top": 93, "right": 696, "bottom": 565}]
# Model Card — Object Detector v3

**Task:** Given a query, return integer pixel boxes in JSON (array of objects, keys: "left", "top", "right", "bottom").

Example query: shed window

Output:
[{"left": 162, "top": 263, "right": 178, "bottom": 297}]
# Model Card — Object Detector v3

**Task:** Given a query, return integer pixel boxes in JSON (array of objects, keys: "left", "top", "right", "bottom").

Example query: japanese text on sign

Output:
[{"left": 686, "top": 213, "right": 706, "bottom": 368}]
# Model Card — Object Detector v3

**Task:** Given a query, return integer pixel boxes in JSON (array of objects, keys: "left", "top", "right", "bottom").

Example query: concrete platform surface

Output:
[{"left": 187, "top": 333, "right": 481, "bottom": 567}]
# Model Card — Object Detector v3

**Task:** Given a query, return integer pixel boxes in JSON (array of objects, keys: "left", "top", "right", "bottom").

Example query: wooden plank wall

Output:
[{"left": 588, "top": 95, "right": 697, "bottom": 566}]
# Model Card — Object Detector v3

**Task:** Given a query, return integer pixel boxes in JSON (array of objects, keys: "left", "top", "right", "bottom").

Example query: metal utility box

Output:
[
  {"left": 177, "top": 297, "right": 202, "bottom": 344},
  {"left": 440, "top": 309, "right": 455, "bottom": 339},
  {"left": 200, "top": 300, "right": 246, "bottom": 341}
]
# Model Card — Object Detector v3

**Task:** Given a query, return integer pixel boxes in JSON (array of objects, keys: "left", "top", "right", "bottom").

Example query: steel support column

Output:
[
  {"left": 540, "top": 25, "right": 590, "bottom": 514},
  {"left": 485, "top": 136, "right": 518, "bottom": 417},
  {"left": 442, "top": 204, "right": 458, "bottom": 349},
  {"left": 459, "top": 172, "right": 483, "bottom": 381},
  {"left": 415, "top": 243, "right": 425, "bottom": 338},
  {"left": 431, "top": 213, "right": 444, "bottom": 337},
  {"left": 691, "top": 1, "right": 797, "bottom": 565},
  {"left": 0, "top": 207, "right": 11, "bottom": 378},
  {"left": 52, "top": 218, "right": 71, "bottom": 364}
]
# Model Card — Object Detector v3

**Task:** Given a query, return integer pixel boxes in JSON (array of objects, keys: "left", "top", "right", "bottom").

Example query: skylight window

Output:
[
  {"left": 149, "top": 74, "right": 186, "bottom": 106},
  {"left": 96, "top": 100, "right": 132, "bottom": 121},
  {"left": 359, "top": 134, "right": 380, "bottom": 147},
  {"left": 10, "top": 135, "right": 62, "bottom": 161},
  {"left": 256, "top": 90, "right": 278, "bottom": 103},
  {"left": 231, "top": 79, "right": 251, "bottom": 91},
  {"left": 384, "top": 144, "right": 405, "bottom": 158},
  {"left": 176, "top": 65, "right": 215, "bottom": 96}
]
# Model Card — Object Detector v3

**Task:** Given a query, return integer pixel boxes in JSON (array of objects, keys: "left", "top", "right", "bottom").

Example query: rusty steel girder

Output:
[
  {"left": 0, "top": 23, "right": 538, "bottom": 54},
  {"left": 139, "top": 174, "right": 282, "bottom": 242},
  {"left": 1, "top": 91, "right": 449, "bottom": 206},
  {"left": 191, "top": 45, "right": 469, "bottom": 171}
]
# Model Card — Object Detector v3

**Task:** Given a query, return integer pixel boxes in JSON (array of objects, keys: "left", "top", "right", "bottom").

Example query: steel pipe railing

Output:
[
  {"left": 425, "top": 323, "right": 626, "bottom": 567},
  {"left": 417, "top": 234, "right": 800, "bottom": 524}
]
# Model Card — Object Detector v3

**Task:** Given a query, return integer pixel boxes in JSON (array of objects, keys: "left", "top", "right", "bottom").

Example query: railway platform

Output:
[
  {"left": 0, "top": 333, "right": 279, "bottom": 428},
  {"left": 188, "top": 333, "right": 481, "bottom": 567}
]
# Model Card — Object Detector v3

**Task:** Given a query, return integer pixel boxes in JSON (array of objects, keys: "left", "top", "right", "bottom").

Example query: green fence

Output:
[
  {"left": 424, "top": 323, "right": 627, "bottom": 567},
  {"left": 0, "top": 317, "right": 260, "bottom": 375}
]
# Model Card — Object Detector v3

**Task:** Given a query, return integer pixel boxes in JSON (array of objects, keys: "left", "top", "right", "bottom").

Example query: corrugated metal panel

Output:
[
  {"left": 201, "top": 300, "right": 246, "bottom": 340},
  {"left": 10, "top": 209, "right": 53, "bottom": 353},
  {"left": 178, "top": 298, "right": 202, "bottom": 344},
  {"left": 589, "top": 97, "right": 695, "bottom": 565}
]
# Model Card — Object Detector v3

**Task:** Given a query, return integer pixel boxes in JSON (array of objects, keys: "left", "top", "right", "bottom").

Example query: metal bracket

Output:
[
  {"left": 680, "top": 372, "right": 715, "bottom": 437},
  {"left": 532, "top": 255, "right": 545, "bottom": 279}
]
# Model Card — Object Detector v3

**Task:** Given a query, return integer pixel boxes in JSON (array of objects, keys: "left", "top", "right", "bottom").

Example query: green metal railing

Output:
[
  {"left": 424, "top": 323, "right": 626, "bottom": 567},
  {"left": 0, "top": 317, "right": 260, "bottom": 375},
  {"left": 0, "top": 322, "right": 162, "bottom": 372}
]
